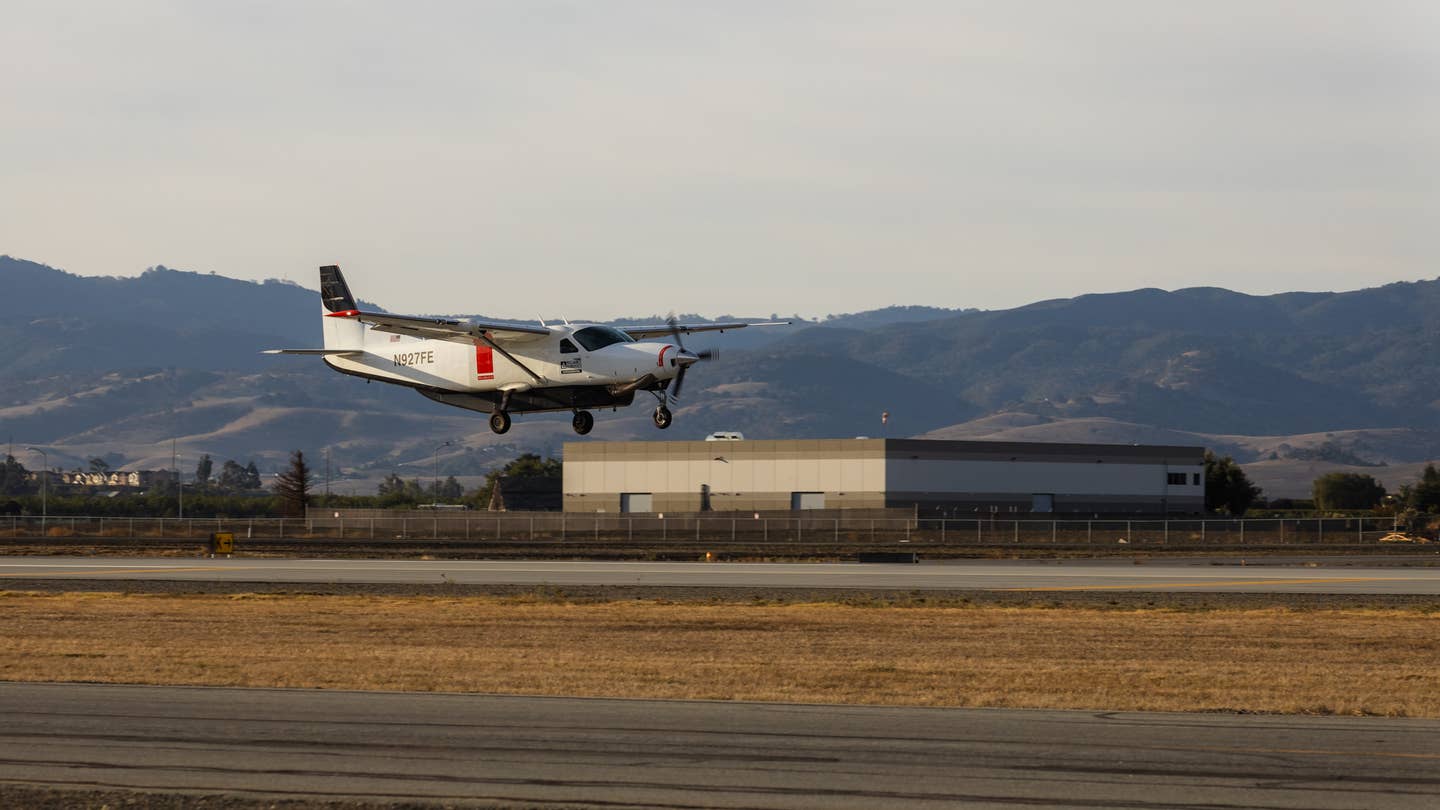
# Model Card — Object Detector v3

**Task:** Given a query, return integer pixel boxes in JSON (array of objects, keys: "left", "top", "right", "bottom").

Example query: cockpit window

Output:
[
  {"left": 559, "top": 338, "right": 579, "bottom": 354},
  {"left": 572, "top": 325, "right": 634, "bottom": 352}
]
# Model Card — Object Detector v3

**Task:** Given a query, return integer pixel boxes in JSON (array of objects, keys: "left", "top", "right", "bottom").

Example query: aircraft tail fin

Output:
[{"left": 319, "top": 264, "right": 365, "bottom": 351}]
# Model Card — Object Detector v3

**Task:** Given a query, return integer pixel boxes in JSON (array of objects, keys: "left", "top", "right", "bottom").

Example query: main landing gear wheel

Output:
[
  {"left": 653, "top": 405, "right": 673, "bottom": 430},
  {"left": 572, "top": 410, "right": 594, "bottom": 435},
  {"left": 488, "top": 411, "right": 511, "bottom": 435}
]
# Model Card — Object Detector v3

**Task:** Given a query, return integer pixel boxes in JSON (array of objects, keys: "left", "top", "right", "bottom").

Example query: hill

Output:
[{"left": 5, "top": 255, "right": 1440, "bottom": 498}]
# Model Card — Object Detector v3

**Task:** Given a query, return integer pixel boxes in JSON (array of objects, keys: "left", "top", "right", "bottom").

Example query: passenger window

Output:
[{"left": 560, "top": 339, "right": 578, "bottom": 354}]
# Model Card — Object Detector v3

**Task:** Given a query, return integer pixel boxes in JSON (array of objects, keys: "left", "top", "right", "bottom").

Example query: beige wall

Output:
[
  {"left": 563, "top": 439, "right": 1206, "bottom": 514},
  {"left": 564, "top": 440, "right": 886, "bottom": 513}
]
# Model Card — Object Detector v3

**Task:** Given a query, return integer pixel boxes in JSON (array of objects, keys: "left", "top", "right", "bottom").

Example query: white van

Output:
[{"left": 704, "top": 431, "right": 745, "bottom": 441}]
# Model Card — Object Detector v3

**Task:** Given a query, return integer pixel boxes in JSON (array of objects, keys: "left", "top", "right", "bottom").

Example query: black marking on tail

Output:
[{"left": 319, "top": 265, "right": 357, "bottom": 313}]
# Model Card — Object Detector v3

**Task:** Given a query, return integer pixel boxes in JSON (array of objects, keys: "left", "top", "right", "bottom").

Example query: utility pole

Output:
[
  {"left": 432, "top": 441, "right": 452, "bottom": 506},
  {"left": 324, "top": 447, "right": 332, "bottom": 500},
  {"left": 26, "top": 447, "right": 47, "bottom": 533}
]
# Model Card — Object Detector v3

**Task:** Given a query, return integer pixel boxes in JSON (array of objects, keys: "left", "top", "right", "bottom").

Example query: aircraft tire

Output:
[
  {"left": 653, "top": 405, "right": 673, "bottom": 430},
  {"left": 572, "top": 410, "right": 594, "bottom": 435},
  {"left": 489, "top": 411, "right": 511, "bottom": 434}
]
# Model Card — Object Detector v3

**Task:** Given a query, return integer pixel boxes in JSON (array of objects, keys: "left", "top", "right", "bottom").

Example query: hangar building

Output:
[{"left": 562, "top": 438, "right": 1206, "bottom": 515}]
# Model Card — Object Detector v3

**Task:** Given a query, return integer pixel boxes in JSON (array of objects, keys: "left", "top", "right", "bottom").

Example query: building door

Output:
[
  {"left": 791, "top": 492, "right": 826, "bottom": 510},
  {"left": 620, "top": 493, "right": 653, "bottom": 513},
  {"left": 1031, "top": 493, "right": 1054, "bottom": 513}
]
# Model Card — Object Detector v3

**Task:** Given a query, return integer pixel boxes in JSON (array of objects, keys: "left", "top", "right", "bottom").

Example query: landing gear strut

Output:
[
  {"left": 572, "top": 410, "right": 594, "bottom": 435},
  {"left": 488, "top": 410, "right": 511, "bottom": 435},
  {"left": 652, "top": 405, "right": 673, "bottom": 430}
]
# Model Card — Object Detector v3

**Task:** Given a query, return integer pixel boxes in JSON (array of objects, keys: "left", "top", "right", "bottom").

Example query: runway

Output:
[
  {"left": 2, "top": 555, "right": 1440, "bottom": 593},
  {"left": 2, "top": 682, "right": 1435, "bottom": 809}
]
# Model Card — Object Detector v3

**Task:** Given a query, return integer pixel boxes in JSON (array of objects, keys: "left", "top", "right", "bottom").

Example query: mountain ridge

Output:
[{"left": 5, "top": 255, "right": 1440, "bottom": 498}]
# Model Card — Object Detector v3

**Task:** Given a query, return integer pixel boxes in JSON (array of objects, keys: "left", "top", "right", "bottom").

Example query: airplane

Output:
[{"left": 265, "top": 266, "right": 788, "bottom": 435}]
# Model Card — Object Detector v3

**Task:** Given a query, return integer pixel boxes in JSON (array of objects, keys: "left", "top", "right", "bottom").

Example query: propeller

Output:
[{"left": 666, "top": 315, "right": 716, "bottom": 401}]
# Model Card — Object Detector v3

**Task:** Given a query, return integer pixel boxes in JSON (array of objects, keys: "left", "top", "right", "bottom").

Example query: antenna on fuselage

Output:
[
  {"left": 538, "top": 316, "right": 547, "bottom": 327},
  {"left": 562, "top": 316, "right": 571, "bottom": 326}
]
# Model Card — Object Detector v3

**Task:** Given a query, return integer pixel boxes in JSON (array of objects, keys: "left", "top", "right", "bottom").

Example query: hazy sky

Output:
[{"left": 4, "top": 2, "right": 1436, "bottom": 318}]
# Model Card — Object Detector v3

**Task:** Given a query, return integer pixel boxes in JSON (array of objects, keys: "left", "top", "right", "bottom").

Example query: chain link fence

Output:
[{"left": 0, "top": 513, "right": 1414, "bottom": 548}]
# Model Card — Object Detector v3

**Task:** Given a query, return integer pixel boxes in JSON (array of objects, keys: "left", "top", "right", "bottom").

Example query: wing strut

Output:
[{"left": 477, "top": 333, "right": 544, "bottom": 384}]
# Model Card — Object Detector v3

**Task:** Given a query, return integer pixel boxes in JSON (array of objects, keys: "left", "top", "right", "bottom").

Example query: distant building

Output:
[
  {"left": 563, "top": 438, "right": 1206, "bottom": 515},
  {"left": 56, "top": 469, "right": 168, "bottom": 489}
]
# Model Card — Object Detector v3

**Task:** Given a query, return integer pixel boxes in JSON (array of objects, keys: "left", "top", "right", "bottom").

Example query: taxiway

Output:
[{"left": 1, "top": 556, "right": 1439, "bottom": 593}]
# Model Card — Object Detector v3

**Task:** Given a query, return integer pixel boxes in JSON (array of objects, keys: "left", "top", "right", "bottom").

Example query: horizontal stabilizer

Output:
[{"left": 262, "top": 349, "right": 363, "bottom": 356}]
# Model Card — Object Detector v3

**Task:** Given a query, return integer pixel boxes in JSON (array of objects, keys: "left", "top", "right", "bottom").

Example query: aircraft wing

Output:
[
  {"left": 327, "top": 310, "right": 551, "bottom": 344},
  {"left": 622, "top": 321, "right": 790, "bottom": 340},
  {"left": 261, "top": 349, "right": 362, "bottom": 356}
]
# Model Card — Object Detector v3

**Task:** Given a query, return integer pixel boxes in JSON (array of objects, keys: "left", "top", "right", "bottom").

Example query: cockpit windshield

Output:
[{"left": 571, "top": 325, "right": 634, "bottom": 352}]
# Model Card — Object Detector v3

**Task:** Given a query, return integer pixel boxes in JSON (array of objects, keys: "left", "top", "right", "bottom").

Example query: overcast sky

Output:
[{"left": 4, "top": 2, "right": 1436, "bottom": 319}]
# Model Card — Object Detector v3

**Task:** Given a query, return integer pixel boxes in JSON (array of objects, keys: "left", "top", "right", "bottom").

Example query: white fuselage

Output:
[{"left": 322, "top": 323, "right": 682, "bottom": 395}]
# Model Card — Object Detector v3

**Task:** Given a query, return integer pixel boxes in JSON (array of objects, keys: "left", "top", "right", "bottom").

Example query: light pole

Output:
[
  {"left": 26, "top": 447, "right": 47, "bottom": 533},
  {"left": 432, "top": 441, "right": 452, "bottom": 506}
]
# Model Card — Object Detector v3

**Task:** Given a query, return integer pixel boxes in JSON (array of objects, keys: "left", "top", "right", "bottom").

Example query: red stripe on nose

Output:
[{"left": 657, "top": 345, "right": 672, "bottom": 368}]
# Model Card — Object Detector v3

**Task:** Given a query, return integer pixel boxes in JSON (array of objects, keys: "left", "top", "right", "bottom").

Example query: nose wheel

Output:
[
  {"left": 488, "top": 410, "right": 511, "bottom": 435},
  {"left": 652, "top": 405, "right": 673, "bottom": 430},
  {"left": 571, "top": 410, "right": 594, "bottom": 435}
]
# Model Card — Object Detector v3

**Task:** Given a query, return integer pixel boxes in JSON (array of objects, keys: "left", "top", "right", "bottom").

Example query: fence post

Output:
[
  {"left": 696, "top": 518, "right": 700, "bottom": 543},
  {"left": 1319, "top": 518, "right": 1324, "bottom": 544},
  {"left": 977, "top": 519, "right": 982, "bottom": 543},
  {"left": 1163, "top": 519, "right": 1168, "bottom": 545},
  {"left": 941, "top": 519, "right": 946, "bottom": 544},
  {"left": 662, "top": 517, "right": 667, "bottom": 542},
  {"left": 1087, "top": 520, "right": 1092, "bottom": 544},
  {"left": 1052, "top": 521, "right": 1057, "bottom": 544},
  {"left": 1280, "top": 520, "right": 1284, "bottom": 543},
  {"left": 562, "top": 514, "right": 567, "bottom": 542},
  {"left": 1240, "top": 519, "right": 1245, "bottom": 545},
  {"left": 731, "top": 519, "right": 736, "bottom": 543},
  {"left": 279, "top": 518, "right": 284, "bottom": 539},
  {"left": 1358, "top": 517, "right": 1363, "bottom": 544},
  {"left": 530, "top": 517, "right": 535, "bottom": 542},
  {"left": 834, "top": 519, "right": 839, "bottom": 543},
  {"left": 763, "top": 519, "right": 767, "bottom": 543},
  {"left": 870, "top": 519, "right": 875, "bottom": 542},
  {"left": 1013, "top": 520, "right": 1018, "bottom": 543},
  {"left": 628, "top": 518, "right": 633, "bottom": 544},
  {"left": 1200, "top": 520, "right": 1205, "bottom": 543}
]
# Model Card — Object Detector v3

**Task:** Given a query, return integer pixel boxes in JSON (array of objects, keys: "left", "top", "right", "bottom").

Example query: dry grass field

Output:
[{"left": 2, "top": 591, "right": 1437, "bottom": 716}]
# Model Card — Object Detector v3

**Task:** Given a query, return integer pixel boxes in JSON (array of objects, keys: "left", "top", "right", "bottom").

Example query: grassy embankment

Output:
[{"left": 2, "top": 591, "right": 1437, "bottom": 716}]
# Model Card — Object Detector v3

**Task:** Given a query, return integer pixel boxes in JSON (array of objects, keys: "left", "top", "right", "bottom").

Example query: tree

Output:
[
  {"left": 272, "top": 450, "right": 312, "bottom": 516},
  {"left": 1400, "top": 463, "right": 1440, "bottom": 513},
  {"left": 88, "top": 457, "right": 111, "bottom": 475},
  {"left": 0, "top": 455, "right": 32, "bottom": 496},
  {"left": 194, "top": 454, "right": 213, "bottom": 489},
  {"left": 1204, "top": 451, "right": 1261, "bottom": 515},
  {"left": 1312, "top": 472, "right": 1385, "bottom": 511},
  {"left": 433, "top": 475, "right": 464, "bottom": 501},
  {"left": 471, "top": 453, "right": 562, "bottom": 508},
  {"left": 217, "top": 459, "right": 247, "bottom": 491},
  {"left": 242, "top": 461, "right": 262, "bottom": 490}
]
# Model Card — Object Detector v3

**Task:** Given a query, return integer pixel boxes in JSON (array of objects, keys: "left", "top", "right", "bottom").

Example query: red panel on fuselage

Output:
[{"left": 476, "top": 345, "right": 495, "bottom": 381}]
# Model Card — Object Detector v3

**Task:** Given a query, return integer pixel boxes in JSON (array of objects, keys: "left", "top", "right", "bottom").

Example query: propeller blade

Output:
[
  {"left": 672, "top": 366, "right": 687, "bottom": 400},
  {"left": 666, "top": 313, "right": 686, "bottom": 352}
]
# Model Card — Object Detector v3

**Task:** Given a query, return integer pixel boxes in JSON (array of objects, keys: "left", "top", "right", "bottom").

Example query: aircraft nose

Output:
[{"left": 675, "top": 350, "right": 701, "bottom": 368}]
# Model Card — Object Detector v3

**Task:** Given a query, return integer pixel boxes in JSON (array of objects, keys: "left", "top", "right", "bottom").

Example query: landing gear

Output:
[
  {"left": 572, "top": 410, "right": 594, "bottom": 435},
  {"left": 652, "top": 405, "right": 673, "bottom": 430},
  {"left": 488, "top": 410, "right": 511, "bottom": 435}
]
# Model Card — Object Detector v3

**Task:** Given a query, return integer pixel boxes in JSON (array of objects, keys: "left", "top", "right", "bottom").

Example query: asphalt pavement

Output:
[
  {"left": 2, "top": 555, "right": 1440, "bottom": 593},
  {"left": 2, "top": 682, "right": 1436, "bottom": 809}
]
